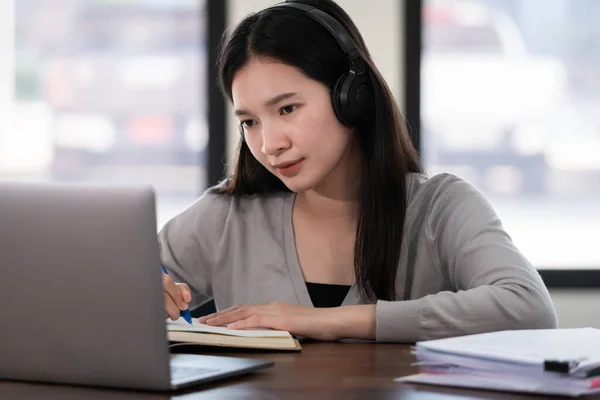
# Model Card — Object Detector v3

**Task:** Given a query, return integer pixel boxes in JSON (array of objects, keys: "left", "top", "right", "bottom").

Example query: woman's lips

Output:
[{"left": 275, "top": 159, "right": 303, "bottom": 176}]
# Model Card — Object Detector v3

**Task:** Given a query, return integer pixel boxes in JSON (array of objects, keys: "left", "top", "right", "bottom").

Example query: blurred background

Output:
[
  {"left": 1, "top": 0, "right": 209, "bottom": 227},
  {"left": 422, "top": 0, "right": 600, "bottom": 269},
  {"left": 1, "top": 0, "right": 599, "bottom": 276}
]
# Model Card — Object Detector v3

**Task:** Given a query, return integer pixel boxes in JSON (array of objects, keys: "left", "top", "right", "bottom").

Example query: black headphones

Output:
[{"left": 267, "top": 1, "right": 373, "bottom": 127}]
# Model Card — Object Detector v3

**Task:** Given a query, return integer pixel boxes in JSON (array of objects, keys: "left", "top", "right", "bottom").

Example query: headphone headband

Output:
[
  {"left": 273, "top": 2, "right": 364, "bottom": 73},
  {"left": 250, "top": 0, "right": 373, "bottom": 128}
]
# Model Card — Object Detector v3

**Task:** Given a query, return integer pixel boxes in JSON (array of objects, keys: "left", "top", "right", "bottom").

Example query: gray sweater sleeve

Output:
[
  {"left": 157, "top": 192, "right": 228, "bottom": 309},
  {"left": 376, "top": 175, "right": 558, "bottom": 342}
]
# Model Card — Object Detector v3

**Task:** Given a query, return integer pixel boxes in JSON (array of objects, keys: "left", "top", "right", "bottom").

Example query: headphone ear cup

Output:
[
  {"left": 331, "top": 72, "right": 373, "bottom": 127},
  {"left": 348, "top": 73, "right": 372, "bottom": 121},
  {"left": 331, "top": 73, "right": 352, "bottom": 127}
]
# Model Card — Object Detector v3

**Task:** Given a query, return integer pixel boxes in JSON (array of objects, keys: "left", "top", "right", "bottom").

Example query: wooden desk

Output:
[{"left": 0, "top": 342, "right": 596, "bottom": 399}]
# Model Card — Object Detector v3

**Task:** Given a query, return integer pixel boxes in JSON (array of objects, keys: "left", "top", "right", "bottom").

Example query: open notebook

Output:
[{"left": 166, "top": 318, "right": 301, "bottom": 351}]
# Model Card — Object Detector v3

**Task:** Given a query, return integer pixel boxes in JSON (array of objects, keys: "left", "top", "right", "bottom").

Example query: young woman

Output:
[{"left": 159, "top": 0, "right": 557, "bottom": 342}]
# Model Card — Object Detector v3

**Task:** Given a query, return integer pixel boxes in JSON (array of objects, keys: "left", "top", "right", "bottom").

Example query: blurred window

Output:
[
  {"left": 422, "top": 0, "right": 600, "bottom": 268},
  {"left": 2, "top": 0, "right": 207, "bottom": 228}
]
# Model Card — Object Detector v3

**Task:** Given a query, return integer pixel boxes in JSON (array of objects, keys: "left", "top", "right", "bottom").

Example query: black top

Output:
[{"left": 305, "top": 282, "right": 351, "bottom": 308}]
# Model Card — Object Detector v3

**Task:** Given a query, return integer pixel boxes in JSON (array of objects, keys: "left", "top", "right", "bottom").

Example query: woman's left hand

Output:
[{"left": 198, "top": 301, "right": 338, "bottom": 341}]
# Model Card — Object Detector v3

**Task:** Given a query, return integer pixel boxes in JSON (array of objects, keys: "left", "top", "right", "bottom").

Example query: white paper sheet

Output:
[{"left": 416, "top": 328, "right": 600, "bottom": 373}]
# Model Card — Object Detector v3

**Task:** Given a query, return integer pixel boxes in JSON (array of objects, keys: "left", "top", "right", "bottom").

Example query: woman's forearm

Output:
[{"left": 327, "top": 304, "right": 377, "bottom": 340}]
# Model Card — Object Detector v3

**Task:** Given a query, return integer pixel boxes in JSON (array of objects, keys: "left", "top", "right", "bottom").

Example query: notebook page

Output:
[{"left": 166, "top": 318, "right": 291, "bottom": 338}]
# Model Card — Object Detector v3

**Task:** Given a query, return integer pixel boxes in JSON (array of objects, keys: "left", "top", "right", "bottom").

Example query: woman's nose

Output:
[{"left": 261, "top": 122, "right": 291, "bottom": 156}]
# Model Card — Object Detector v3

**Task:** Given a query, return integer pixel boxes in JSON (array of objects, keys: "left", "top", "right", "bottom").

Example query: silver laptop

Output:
[{"left": 0, "top": 181, "right": 273, "bottom": 391}]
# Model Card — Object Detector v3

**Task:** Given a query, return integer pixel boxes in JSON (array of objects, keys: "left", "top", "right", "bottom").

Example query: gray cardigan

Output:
[{"left": 158, "top": 173, "right": 557, "bottom": 342}]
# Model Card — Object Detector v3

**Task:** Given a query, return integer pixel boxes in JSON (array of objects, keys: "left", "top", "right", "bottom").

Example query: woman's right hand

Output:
[{"left": 162, "top": 274, "right": 192, "bottom": 321}]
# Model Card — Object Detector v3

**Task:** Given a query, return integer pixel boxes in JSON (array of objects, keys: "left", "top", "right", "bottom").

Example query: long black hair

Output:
[{"left": 214, "top": 0, "right": 423, "bottom": 302}]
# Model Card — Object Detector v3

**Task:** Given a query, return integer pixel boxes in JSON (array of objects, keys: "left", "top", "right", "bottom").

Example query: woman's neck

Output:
[
  {"left": 295, "top": 142, "right": 363, "bottom": 222},
  {"left": 295, "top": 188, "right": 359, "bottom": 221}
]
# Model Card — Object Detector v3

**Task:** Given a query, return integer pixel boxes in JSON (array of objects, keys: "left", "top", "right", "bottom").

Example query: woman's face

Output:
[{"left": 231, "top": 56, "right": 358, "bottom": 194}]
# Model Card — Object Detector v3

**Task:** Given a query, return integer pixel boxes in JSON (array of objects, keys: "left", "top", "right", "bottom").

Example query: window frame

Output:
[{"left": 206, "top": 0, "right": 227, "bottom": 187}]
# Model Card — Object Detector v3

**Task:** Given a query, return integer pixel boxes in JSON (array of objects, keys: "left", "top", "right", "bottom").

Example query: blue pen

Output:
[{"left": 161, "top": 265, "right": 193, "bottom": 325}]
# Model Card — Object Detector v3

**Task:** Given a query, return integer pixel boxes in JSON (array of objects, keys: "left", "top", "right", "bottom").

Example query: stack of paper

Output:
[
  {"left": 166, "top": 318, "right": 301, "bottom": 351},
  {"left": 397, "top": 328, "right": 600, "bottom": 397}
]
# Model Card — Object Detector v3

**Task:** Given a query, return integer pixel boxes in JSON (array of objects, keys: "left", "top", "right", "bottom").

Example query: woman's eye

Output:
[
  {"left": 241, "top": 119, "right": 255, "bottom": 128},
  {"left": 280, "top": 104, "right": 298, "bottom": 115}
]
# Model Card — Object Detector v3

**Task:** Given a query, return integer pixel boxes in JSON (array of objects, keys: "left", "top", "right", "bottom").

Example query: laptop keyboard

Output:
[{"left": 171, "top": 365, "right": 219, "bottom": 380}]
